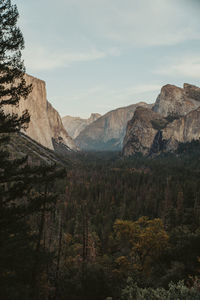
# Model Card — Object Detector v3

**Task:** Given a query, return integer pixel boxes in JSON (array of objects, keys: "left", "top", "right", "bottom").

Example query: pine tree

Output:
[
  {"left": 0, "top": 2, "right": 66, "bottom": 299},
  {"left": 0, "top": 0, "right": 31, "bottom": 120}
]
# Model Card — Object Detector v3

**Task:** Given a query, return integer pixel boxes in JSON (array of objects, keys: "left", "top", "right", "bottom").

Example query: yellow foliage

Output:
[{"left": 113, "top": 217, "right": 169, "bottom": 276}]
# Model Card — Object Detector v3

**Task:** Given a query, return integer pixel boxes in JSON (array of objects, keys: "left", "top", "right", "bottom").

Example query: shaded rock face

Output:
[
  {"left": 123, "top": 107, "right": 165, "bottom": 156},
  {"left": 162, "top": 108, "right": 200, "bottom": 150},
  {"left": 62, "top": 113, "right": 101, "bottom": 139},
  {"left": 46, "top": 102, "right": 77, "bottom": 151},
  {"left": 75, "top": 103, "right": 150, "bottom": 151},
  {"left": 123, "top": 83, "right": 200, "bottom": 156},
  {"left": 4, "top": 74, "right": 77, "bottom": 151},
  {"left": 153, "top": 84, "right": 200, "bottom": 117}
]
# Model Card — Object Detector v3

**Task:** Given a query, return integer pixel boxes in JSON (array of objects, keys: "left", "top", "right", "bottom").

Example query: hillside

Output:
[{"left": 75, "top": 102, "right": 150, "bottom": 151}]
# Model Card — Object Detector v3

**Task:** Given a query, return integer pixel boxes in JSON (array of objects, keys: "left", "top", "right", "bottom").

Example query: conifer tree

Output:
[
  {"left": 0, "top": 0, "right": 31, "bottom": 131},
  {"left": 0, "top": 2, "right": 66, "bottom": 299},
  {"left": 0, "top": 1, "right": 33, "bottom": 298}
]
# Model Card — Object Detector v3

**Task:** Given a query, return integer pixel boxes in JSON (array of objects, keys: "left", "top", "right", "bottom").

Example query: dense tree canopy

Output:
[{"left": 0, "top": 0, "right": 31, "bottom": 132}]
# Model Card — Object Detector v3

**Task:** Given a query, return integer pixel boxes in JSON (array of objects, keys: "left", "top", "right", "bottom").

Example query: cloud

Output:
[
  {"left": 66, "top": 0, "right": 200, "bottom": 47},
  {"left": 155, "top": 55, "right": 200, "bottom": 79},
  {"left": 23, "top": 45, "right": 117, "bottom": 71},
  {"left": 17, "top": 0, "right": 200, "bottom": 53}
]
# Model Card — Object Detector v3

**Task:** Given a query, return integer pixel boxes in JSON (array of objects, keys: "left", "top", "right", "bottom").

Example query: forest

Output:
[
  {"left": 49, "top": 144, "right": 200, "bottom": 299},
  {"left": 0, "top": 0, "right": 200, "bottom": 299},
  {"left": 3, "top": 139, "right": 200, "bottom": 299}
]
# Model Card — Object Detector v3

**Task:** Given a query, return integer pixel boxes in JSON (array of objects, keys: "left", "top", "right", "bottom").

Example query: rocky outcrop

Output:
[
  {"left": 123, "top": 107, "right": 166, "bottom": 156},
  {"left": 153, "top": 83, "right": 200, "bottom": 117},
  {"left": 4, "top": 74, "right": 77, "bottom": 151},
  {"left": 162, "top": 107, "right": 200, "bottom": 151},
  {"left": 123, "top": 83, "right": 200, "bottom": 156},
  {"left": 75, "top": 103, "right": 150, "bottom": 151},
  {"left": 62, "top": 113, "right": 101, "bottom": 139},
  {"left": 46, "top": 102, "right": 77, "bottom": 151}
]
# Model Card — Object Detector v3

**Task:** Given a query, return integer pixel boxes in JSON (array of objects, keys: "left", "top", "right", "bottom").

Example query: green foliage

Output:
[
  {"left": 120, "top": 277, "right": 200, "bottom": 300},
  {"left": 56, "top": 145, "right": 200, "bottom": 299},
  {"left": 0, "top": 0, "right": 32, "bottom": 132},
  {"left": 0, "top": 2, "right": 67, "bottom": 299}
]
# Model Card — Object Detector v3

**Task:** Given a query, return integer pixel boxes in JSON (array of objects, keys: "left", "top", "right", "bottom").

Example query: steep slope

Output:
[
  {"left": 4, "top": 74, "right": 77, "bottom": 152},
  {"left": 3, "top": 132, "right": 69, "bottom": 166},
  {"left": 162, "top": 107, "right": 200, "bottom": 151},
  {"left": 47, "top": 102, "right": 76, "bottom": 151},
  {"left": 75, "top": 103, "right": 150, "bottom": 151},
  {"left": 62, "top": 113, "right": 101, "bottom": 139},
  {"left": 153, "top": 83, "right": 200, "bottom": 117},
  {"left": 123, "top": 83, "right": 200, "bottom": 156},
  {"left": 123, "top": 106, "right": 166, "bottom": 156}
]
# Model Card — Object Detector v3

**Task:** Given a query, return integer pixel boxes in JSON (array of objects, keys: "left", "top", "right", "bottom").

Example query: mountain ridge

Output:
[
  {"left": 123, "top": 83, "right": 200, "bottom": 156},
  {"left": 62, "top": 113, "right": 101, "bottom": 139},
  {"left": 75, "top": 102, "right": 151, "bottom": 151}
]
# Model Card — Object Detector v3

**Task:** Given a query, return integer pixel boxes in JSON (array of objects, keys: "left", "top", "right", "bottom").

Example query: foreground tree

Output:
[
  {"left": 0, "top": 0, "right": 31, "bottom": 130},
  {"left": 0, "top": 2, "right": 33, "bottom": 297},
  {"left": 0, "top": 2, "right": 67, "bottom": 299}
]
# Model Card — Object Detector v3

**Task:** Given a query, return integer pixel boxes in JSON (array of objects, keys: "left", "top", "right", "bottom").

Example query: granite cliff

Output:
[
  {"left": 75, "top": 102, "right": 150, "bottom": 151},
  {"left": 4, "top": 74, "right": 77, "bottom": 152},
  {"left": 123, "top": 83, "right": 200, "bottom": 156},
  {"left": 62, "top": 113, "right": 101, "bottom": 139},
  {"left": 153, "top": 83, "right": 200, "bottom": 117}
]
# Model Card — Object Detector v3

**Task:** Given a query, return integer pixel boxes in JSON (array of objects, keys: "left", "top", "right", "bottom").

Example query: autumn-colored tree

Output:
[{"left": 113, "top": 217, "right": 169, "bottom": 276}]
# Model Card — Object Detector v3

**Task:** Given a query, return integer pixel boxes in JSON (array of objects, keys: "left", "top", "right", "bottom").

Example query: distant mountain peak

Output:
[
  {"left": 74, "top": 102, "right": 151, "bottom": 151},
  {"left": 62, "top": 113, "right": 101, "bottom": 139}
]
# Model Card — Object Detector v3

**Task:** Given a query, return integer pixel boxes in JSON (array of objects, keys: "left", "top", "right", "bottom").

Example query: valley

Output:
[
  {"left": 1, "top": 1, "right": 200, "bottom": 299},
  {"left": 2, "top": 73, "right": 200, "bottom": 299}
]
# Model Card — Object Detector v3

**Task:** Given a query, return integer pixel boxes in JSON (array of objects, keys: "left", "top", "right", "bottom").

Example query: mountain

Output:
[
  {"left": 62, "top": 113, "right": 101, "bottom": 139},
  {"left": 75, "top": 102, "right": 150, "bottom": 151},
  {"left": 4, "top": 74, "right": 77, "bottom": 152},
  {"left": 153, "top": 83, "right": 200, "bottom": 117},
  {"left": 123, "top": 83, "right": 200, "bottom": 156}
]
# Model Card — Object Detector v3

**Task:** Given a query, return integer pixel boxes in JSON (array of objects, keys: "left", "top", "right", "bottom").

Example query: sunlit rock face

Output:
[
  {"left": 4, "top": 74, "right": 77, "bottom": 151},
  {"left": 75, "top": 103, "right": 151, "bottom": 151},
  {"left": 62, "top": 113, "right": 101, "bottom": 139},
  {"left": 153, "top": 83, "right": 200, "bottom": 117},
  {"left": 123, "top": 84, "right": 200, "bottom": 156},
  {"left": 162, "top": 107, "right": 200, "bottom": 151}
]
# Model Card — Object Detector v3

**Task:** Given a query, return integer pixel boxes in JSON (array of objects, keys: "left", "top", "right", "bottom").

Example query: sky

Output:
[{"left": 13, "top": 0, "right": 200, "bottom": 118}]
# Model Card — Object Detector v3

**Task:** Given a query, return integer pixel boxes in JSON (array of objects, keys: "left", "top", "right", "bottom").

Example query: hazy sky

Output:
[{"left": 13, "top": 0, "right": 200, "bottom": 118}]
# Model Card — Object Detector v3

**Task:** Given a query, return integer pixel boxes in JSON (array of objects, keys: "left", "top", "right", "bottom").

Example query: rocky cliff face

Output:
[
  {"left": 162, "top": 107, "right": 200, "bottom": 151},
  {"left": 46, "top": 102, "right": 77, "bottom": 151},
  {"left": 4, "top": 74, "right": 77, "bottom": 151},
  {"left": 123, "top": 83, "right": 200, "bottom": 156},
  {"left": 62, "top": 113, "right": 101, "bottom": 139},
  {"left": 123, "top": 107, "right": 166, "bottom": 156},
  {"left": 153, "top": 84, "right": 200, "bottom": 117},
  {"left": 75, "top": 103, "right": 150, "bottom": 151}
]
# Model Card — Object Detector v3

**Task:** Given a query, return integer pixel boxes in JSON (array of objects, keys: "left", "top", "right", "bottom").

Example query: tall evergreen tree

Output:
[
  {"left": 0, "top": 2, "right": 66, "bottom": 299},
  {"left": 0, "top": 0, "right": 31, "bottom": 131},
  {"left": 0, "top": 1, "right": 33, "bottom": 298}
]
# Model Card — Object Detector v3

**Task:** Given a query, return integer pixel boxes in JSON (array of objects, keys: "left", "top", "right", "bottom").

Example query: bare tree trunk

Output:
[{"left": 54, "top": 216, "right": 63, "bottom": 300}]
